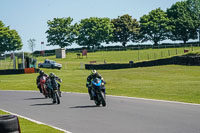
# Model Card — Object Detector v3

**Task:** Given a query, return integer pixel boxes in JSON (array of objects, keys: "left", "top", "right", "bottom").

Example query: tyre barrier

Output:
[
  {"left": 0, "top": 69, "right": 24, "bottom": 75},
  {"left": 85, "top": 56, "right": 200, "bottom": 70},
  {"left": 0, "top": 115, "right": 21, "bottom": 133},
  {"left": 0, "top": 68, "right": 40, "bottom": 75}
]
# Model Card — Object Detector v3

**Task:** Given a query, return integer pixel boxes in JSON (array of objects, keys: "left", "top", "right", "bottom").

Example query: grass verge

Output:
[
  {"left": 0, "top": 65, "right": 200, "bottom": 104},
  {"left": 0, "top": 110, "right": 64, "bottom": 133}
]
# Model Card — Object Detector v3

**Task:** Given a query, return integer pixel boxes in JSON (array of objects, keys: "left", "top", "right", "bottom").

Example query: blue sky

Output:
[{"left": 0, "top": 0, "right": 181, "bottom": 52}]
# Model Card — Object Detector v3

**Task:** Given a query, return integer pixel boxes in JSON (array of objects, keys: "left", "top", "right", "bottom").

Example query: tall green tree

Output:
[
  {"left": 0, "top": 20, "right": 22, "bottom": 53},
  {"left": 167, "top": 1, "right": 199, "bottom": 44},
  {"left": 139, "top": 8, "right": 171, "bottom": 45},
  {"left": 187, "top": 0, "right": 200, "bottom": 19},
  {"left": 0, "top": 21, "right": 4, "bottom": 27},
  {"left": 111, "top": 14, "right": 140, "bottom": 47},
  {"left": 187, "top": 0, "right": 200, "bottom": 41},
  {"left": 76, "top": 17, "right": 114, "bottom": 48},
  {"left": 46, "top": 17, "right": 74, "bottom": 48}
]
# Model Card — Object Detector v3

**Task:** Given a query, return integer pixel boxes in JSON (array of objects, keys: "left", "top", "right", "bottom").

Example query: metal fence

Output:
[
  {"left": 0, "top": 44, "right": 200, "bottom": 70},
  {"left": 0, "top": 57, "right": 13, "bottom": 70}
]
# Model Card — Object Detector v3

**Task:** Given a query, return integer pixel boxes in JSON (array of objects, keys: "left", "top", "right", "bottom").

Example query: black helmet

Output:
[
  {"left": 49, "top": 72, "right": 55, "bottom": 78},
  {"left": 39, "top": 70, "right": 44, "bottom": 75}
]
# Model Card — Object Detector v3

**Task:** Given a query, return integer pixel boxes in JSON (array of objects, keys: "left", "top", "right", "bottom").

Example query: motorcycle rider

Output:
[
  {"left": 36, "top": 70, "right": 48, "bottom": 93},
  {"left": 86, "top": 70, "right": 106, "bottom": 100},
  {"left": 48, "top": 72, "right": 62, "bottom": 97}
]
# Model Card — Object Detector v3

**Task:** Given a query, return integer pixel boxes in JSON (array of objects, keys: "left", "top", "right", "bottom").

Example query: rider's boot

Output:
[
  {"left": 38, "top": 85, "right": 42, "bottom": 93},
  {"left": 88, "top": 87, "right": 94, "bottom": 100},
  {"left": 89, "top": 92, "right": 94, "bottom": 100},
  {"left": 58, "top": 87, "right": 62, "bottom": 97}
]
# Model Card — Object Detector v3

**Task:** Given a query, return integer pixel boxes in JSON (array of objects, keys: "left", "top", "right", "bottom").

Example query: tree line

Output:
[
  {"left": 0, "top": 0, "right": 200, "bottom": 53},
  {"left": 0, "top": 21, "right": 22, "bottom": 53}
]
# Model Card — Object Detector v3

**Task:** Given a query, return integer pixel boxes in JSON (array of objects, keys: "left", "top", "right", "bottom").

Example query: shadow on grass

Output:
[{"left": 70, "top": 105, "right": 99, "bottom": 108}]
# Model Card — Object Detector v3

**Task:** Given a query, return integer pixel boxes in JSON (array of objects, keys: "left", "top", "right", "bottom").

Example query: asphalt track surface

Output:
[{"left": 0, "top": 90, "right": 200, "bottom": 133}]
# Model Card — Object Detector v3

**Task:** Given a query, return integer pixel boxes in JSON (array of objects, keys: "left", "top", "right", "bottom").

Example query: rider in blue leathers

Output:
[{"left": 86, "top": 70, "right": 106, "bottom": 100}]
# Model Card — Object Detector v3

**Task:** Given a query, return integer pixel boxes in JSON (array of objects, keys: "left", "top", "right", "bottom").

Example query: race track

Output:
[{"left": 0, "top": 90, "right": 200, "bottom": 133}]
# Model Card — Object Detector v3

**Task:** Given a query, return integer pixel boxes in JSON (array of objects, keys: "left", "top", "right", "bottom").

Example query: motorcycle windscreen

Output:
[{"left": 92, "top": 78, "right": 102, "bottom": 87}]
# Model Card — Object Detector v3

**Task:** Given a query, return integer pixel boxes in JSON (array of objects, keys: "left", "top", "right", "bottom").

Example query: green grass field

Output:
[
  {"left": 0, "top": 47, "right": 200, "bottom": 104},
  {"left": 1, "top": 46, "right": 199, "bottom": 70},
  {"left": 43, "top": 46, "right": 200, "bottom": 70},
  {"left": 0, "top": 110, "right": 64, "bottom": 133},
  {"left": 0, "top": 47, "right": 200, "bottom": 132},
  {"left": 0, "top": 65, "right": 200, "bottom": 103}
]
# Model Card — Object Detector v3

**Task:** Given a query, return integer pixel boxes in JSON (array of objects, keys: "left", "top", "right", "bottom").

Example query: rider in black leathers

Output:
[
  {"left": 86, "top": 70, "right": 106, "bottom": 100},
  {"left": 48, "top": 72, "right": 62, "bottom": 97}
]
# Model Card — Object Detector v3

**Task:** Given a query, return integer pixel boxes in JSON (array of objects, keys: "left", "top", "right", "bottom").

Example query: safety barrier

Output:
[
  {"left": 0, "top": 115, "right": 21, "bottom": 133},
  {"left": 24, "top": 68, "right": 35, "bottom": 74},
  {"left": 0, "top": 68, "right": 40, "bottom": 75},
  {"left": 85, "top": 56, "right": 200, "bottom": 70}
]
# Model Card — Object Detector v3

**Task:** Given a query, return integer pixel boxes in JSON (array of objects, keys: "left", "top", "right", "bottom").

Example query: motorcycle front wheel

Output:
[
  {"left": 100, "top": 91, "right": 106, "bottom": 107},
  {"left": 55, "top": 91, "right": 60, "bottom": 104},
  {"left": 94, "top": 100, "right": 100, "bottom": 106},
  {"left": 52, "top": 91, "right": 60, "bottom": 104}
]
